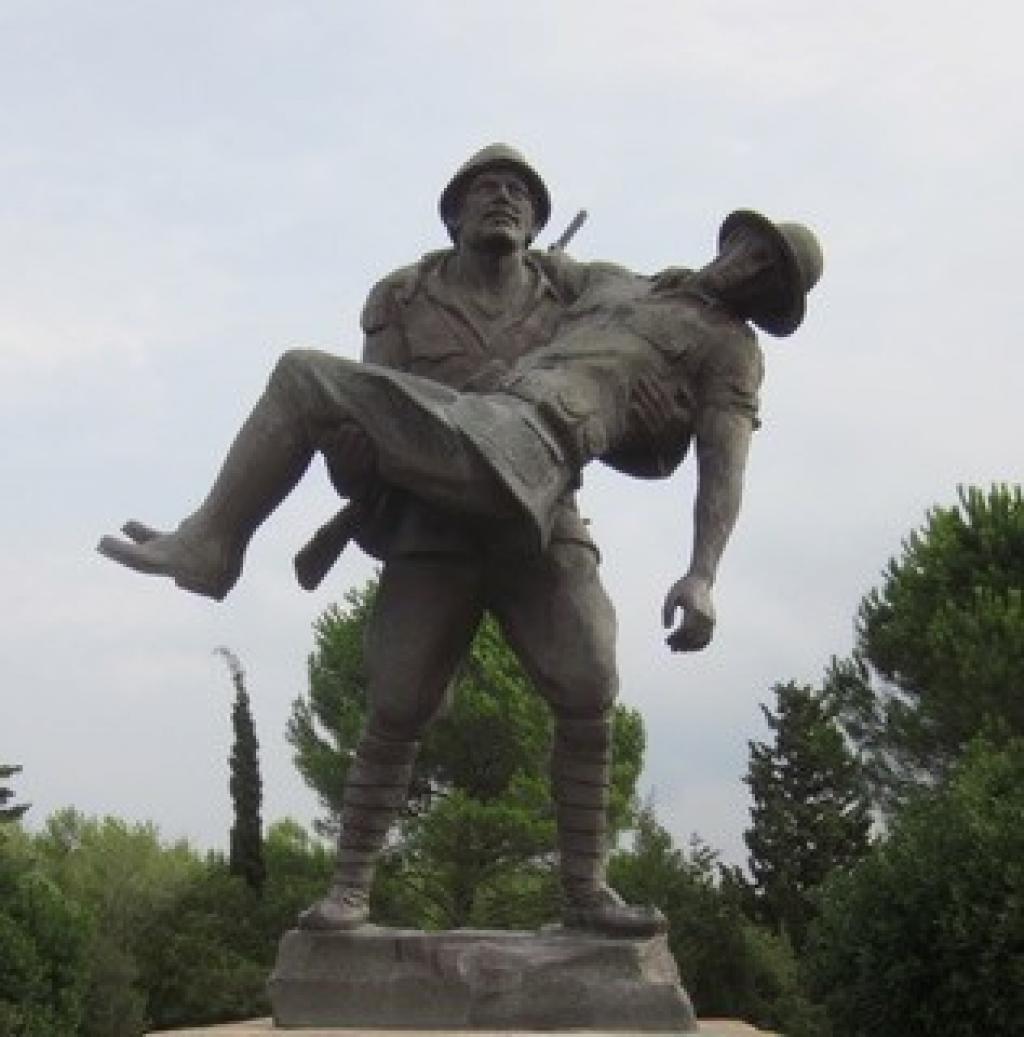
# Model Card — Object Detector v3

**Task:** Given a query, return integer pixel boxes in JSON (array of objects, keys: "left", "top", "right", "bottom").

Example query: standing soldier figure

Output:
[{"left": 299, "top": 144, "right": 672, "bottom": 935}]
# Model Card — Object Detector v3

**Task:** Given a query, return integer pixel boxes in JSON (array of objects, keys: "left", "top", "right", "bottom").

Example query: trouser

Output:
[{"left": 332, "top": 543, "right": 619, "bottom": 894}]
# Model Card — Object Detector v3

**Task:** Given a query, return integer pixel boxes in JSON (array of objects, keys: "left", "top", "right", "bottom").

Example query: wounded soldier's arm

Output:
[
  {"left": 662, "top": 335, "right": 763, "bottom": 652},
  {"left": 689, "top": 405, "right": 755, "bottom": 585}
]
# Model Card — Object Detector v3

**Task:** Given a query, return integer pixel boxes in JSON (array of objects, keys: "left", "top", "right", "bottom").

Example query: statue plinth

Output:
[{"left": 269, "top": 926, "right": 697, "bottom": 1031}]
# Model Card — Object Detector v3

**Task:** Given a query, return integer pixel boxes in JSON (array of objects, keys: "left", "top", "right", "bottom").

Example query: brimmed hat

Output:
[
  {"left": 439, "top": 143, "right": 551, "bottom": 243},
  {"left": 718, "top": 210, "right": 824, "bottom": 336}
]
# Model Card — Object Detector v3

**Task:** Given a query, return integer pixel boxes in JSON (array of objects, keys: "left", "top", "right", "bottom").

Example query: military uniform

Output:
[
  {"left": 320, "top": 244, "right": 629, "bottom": 924},
  {"left": 273, "top": 238, "right": 766, "bottom": 935},
  {"left": 350, "top": 247, "right": 620, "bottom": 742},
  {"left": 353, "top": 248, "right": 594, "bottom": 560}
]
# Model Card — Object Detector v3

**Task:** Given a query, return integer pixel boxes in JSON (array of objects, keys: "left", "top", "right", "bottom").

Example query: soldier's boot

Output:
[
  {"left": 553, "top": 716, "right": 667, "bottom": 938},
  {"left": 298, "top": 732, "right": 418, "bottom": 930},
  {"left": 97, "top": 360, "right": 314, "bottom": 600}
]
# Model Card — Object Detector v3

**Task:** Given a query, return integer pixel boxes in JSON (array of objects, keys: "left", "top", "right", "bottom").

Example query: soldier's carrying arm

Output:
[{"left": 293, "top": 281, "right": 406, "bottom": 591}]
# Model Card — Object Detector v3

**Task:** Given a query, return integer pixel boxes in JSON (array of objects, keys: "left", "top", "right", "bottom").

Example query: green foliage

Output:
[
  {"left": 287, "top": 580, "right": 645, "bottom": 928},
  {"left": 0, "top": 763, "right": 29, "bottom": 824},
  {"left": 136, "top": 862, "right": 269, "bottom": 1029},
  {"left": 827, "top": 484, "right": 1024, "bottom": 808},
  {"left": 743, "top": 682, "right": 871, "bottom": 950},
  {"left": 0, "top": 830, "right": 91, "bottom": 1037},
  {"left": 288, "top": 585, "right": 377, "bottom": 828},
  {"left": 805, "top": 738, "right": 1024, "bottom": 1037},
  {"left": 609, "top": 808, "right": 828, "bottom": 1037},
  {"left": 10, "top": 810, "right": 334, "bottom": 1034},
  {"left": 258, "top": 818, "right": 335, "bottom": 939},
  {"left": 217, "top": 647, "right": 266, "bottom": 893},
  {"left": 31, "top": 810, "right": 201, "bottom": 1037},
  {"left": 106, "top": 817, "right": 334, "bottom": 1032},
  {"left": 392, "top": 779, "right": 558, "bottom": 928}
]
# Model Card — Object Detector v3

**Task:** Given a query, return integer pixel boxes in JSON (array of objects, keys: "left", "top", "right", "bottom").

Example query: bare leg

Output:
[
  {"left": 97, "top": 348, "right": 561, "bottom": 597},
  {"left": 97, "top": 359, "right": 314, "bottom": 599}
]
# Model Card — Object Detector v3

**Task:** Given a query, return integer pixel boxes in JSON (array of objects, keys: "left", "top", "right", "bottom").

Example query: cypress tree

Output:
[{"left": 216, "top": 648, "right": 266, "bottom": 893}]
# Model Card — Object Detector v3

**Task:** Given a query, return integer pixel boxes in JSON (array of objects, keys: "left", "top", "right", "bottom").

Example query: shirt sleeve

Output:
[
  {"left": 699, "top": 329, "right": 765, "bottom": 426},
  {"left": 359, "top": 272, "right": 411, "bottom": 369}
]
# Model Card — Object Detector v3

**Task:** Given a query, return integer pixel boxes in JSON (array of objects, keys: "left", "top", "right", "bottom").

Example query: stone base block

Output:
[
  {"left": 149, "top": 1019, "right": 774, "bottom": 1035},
  {"left": 269, "top": 926, "right": 697, "bottom": 1031}
]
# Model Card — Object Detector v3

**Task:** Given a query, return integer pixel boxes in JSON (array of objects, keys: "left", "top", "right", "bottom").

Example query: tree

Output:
[
  {"left": 287, "top": 581, "right": 645, "bottom": 929},
  {"left": 827, "top": 484, "right": 1024, "bottom": 809},
  {"left": 135, "top": 823, "right": 331, "bottom": 1031},
  {"left": 13, "top": 809, "right": 333, "bottom": 1034},
  {"left": 135, "top": 862, "right": 269, "bottom": 1030},
  {"left": 0, "top": 763, "right": 29, "bottom": 823},
  {"left": 743, "top": 682, "right": 871, "bottom": 951},
  {"left": 609, "top": 808, "right": 827, "bottom": 1037},
  {"left": 288, "top": 585, "right": 376, "bottom": 832},
  {"left": 257, "top": 819, "right": 335, "bottom": 941},
  {"left": 217, "top": 647, "right": 266, "bottom": 893},
  {"left": 804, "top": 737, "right": 1024, "bottom": 1036},
  {"left": 0, "top": 829, "right": 91, "bottom": 1037},
  {"left": 31, "top": 810, "right": 201, "bottom": 1037}
]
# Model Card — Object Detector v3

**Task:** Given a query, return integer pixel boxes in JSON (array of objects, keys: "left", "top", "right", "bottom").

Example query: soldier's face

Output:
[
  {"left": 702, "top": 228, "right": 785, "bottom": 320},
  {"left": 456, "top": 170, "right": 536, "bottom": 253}
]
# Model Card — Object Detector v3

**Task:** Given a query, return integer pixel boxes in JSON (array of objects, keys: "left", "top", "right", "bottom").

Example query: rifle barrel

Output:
[{"left": 549, "top": 209, "right": 588, "bottom": 252}]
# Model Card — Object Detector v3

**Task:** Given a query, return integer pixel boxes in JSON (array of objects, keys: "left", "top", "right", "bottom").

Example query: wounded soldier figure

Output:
[{"left": 98, "top": 209, "right": 822, "bottom": 653}]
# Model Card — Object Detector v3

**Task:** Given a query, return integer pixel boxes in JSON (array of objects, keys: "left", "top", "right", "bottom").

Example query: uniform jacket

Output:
[{"left": 354, "top": 248, "right": 597, "bottom": 560}]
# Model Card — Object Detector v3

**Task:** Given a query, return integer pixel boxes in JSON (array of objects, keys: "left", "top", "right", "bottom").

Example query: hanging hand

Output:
[{"left": 662, "top": 574, "right": 715, "bottom": 652}]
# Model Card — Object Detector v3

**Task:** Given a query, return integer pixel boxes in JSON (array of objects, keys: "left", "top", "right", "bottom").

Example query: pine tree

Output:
[
  {"left": 827, "top": 484, "right": 1024, "bottom": 809},
  {"left": 805, "top": 738, "right": 1024, "bottom": 1036},
  {"left": 216, "top": 648, "right": 265, "bottom": 893},
  {"left": 0, "top": 764, "right": 28, "bottom": 823},
  {"left": 743, "top": 682, "right": 870, "bottom": 950}
]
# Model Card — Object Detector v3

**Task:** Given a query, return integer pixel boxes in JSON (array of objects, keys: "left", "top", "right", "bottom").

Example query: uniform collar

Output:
[
  {"left": 423, "top": 249, "right": 560, "bottom": 309},
  {"left": 421, "top": 250, "right": 560, "bottom": 341}
]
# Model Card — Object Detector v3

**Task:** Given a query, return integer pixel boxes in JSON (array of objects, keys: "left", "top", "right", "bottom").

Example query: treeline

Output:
[
  {"left": 0, "top": 810, "right": 334, "bottom": 1036},
  {"left": 3, "top": 484, "right": 1022, "bottom": 1036}
]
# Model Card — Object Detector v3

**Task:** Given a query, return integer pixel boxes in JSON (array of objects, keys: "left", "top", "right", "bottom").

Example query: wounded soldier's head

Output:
[{"left": 699, "top": 211, "right": 823, "bottom": 337}]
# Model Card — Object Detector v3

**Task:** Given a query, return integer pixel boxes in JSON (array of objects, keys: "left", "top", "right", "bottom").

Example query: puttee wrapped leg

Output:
[
  {"left": 298, "top": 731, "right": 418, "bottom": 930},
  {"left": 552, "top": 716, "right": 666, "bottom": 937}
]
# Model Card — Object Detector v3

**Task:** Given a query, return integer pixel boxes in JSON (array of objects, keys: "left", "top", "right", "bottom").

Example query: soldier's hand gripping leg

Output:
[
  {"left": 553, "top": 716, "right": 667, "bottom": 938},
  {"left": 298, "top": 730, "right": 418, "bottom": 930}
]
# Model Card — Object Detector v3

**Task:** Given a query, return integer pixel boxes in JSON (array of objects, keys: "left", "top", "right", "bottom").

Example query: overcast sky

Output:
[{"left": 3, "top": 1, "right": 1021, "bottom": 868}]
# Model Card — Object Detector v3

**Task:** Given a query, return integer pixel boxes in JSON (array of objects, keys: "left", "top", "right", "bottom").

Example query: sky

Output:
[{"left": 2, "top": 1, "right": 1021, "bottom": 868}]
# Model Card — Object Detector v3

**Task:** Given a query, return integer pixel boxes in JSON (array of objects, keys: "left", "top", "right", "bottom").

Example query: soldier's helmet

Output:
[
  {"left": 439, "top": 143, "right": 551, "bottom": 244},
  {"left": 718, "top": 210, "right": 824, "bottom": 336}
]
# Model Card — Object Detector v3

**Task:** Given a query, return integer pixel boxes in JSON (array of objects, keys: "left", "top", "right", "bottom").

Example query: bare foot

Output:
[{"left": 97, "top": 520, "right": 240, "bottom": 600}]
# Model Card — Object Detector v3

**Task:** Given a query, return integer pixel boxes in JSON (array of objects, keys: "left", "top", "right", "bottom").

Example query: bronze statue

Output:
[{"left": 98, "top": 145, "right": 822, "bottom": 937}]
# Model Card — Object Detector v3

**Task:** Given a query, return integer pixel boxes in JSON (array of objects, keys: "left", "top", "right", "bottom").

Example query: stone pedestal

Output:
[{"left": 269, "top": 926, "right": 697, "bottom": 1031}]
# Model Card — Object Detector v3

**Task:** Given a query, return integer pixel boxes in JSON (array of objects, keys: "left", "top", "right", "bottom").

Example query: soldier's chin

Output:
[{"left": 478, "top": 227, "right": 526, "bottom": 253}]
